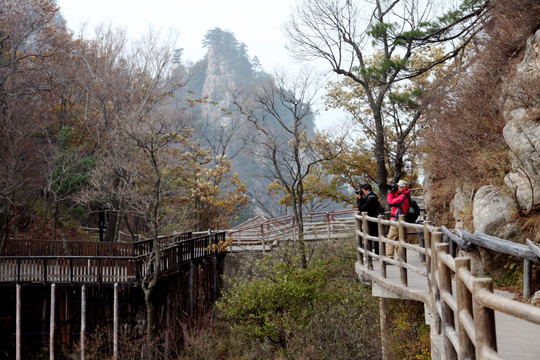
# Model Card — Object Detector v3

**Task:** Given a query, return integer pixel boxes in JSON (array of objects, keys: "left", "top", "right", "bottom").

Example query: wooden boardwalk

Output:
[
  {"left": 0, "top": 232, "right": 225, "bottom": 285},
  {"left": 356, "top": 250, "right": 540, "bottom": 360},
  {"left": 354, "top": 212, "right": 540, "bottom": 360},
  {"left": 0, "top": 232, "right": 228, "bottom": 360}
]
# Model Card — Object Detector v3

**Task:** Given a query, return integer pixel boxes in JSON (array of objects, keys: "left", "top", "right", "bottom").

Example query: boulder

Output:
[
  {"left": 472, "top": 185, "right": 520, "bottom": 280},
  {"left": 473, "top": 185, "right": 519, "bottom": 238}
]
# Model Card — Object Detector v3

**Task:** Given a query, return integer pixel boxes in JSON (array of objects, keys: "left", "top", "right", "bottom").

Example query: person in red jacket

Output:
[{"left": 385, "top": 179, "right": 410, "bottom": 259}]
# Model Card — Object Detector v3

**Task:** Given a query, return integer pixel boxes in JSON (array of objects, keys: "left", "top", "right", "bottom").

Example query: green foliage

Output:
[
  {"left": 217, "top": 256, "right": 327, "bottom": 344},
  {"left": 210, "top": 241, "right": 383, "bottom": 359},
  {"left": 388, "top": 87, "right": 425, "bottom": 108},
  {"left": 386, "top": 299, "right": 431, "bottom": 360},
  {"left": 50, "top": 126, "right": 97, "bottom": 196},
  {"left": 367, "top": 22, "right": 397, "bottom": 39}
]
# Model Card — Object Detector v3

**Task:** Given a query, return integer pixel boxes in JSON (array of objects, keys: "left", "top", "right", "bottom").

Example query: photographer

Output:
[
  {"left": 356, "top": 183, "right": 381, "bottom": 255},
  {"left": 385, "top": 180, "right": 410, "bottom": 259}
]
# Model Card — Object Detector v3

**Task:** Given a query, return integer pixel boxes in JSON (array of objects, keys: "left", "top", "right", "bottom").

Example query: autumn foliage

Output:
[{"left": 0, "top": 0, "right": 248, "bottom": 248}]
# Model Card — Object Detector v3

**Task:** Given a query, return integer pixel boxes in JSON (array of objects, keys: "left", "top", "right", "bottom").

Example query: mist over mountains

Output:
[{"left": 174, "top": 28, "right": 339, "bottom": 224}]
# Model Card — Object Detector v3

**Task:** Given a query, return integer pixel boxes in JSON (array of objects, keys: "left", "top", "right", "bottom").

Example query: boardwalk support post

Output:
[
  {"left": 50, "top": 284, "right": 56, "bottom": 360},
  {"left": 16, "top": 284, "right": 21, "bottom": 360},
  {"left": 379, "top": 298, "right": 390, "bottom": 360},
  {"left": 81, "top": 285, "right": 86, "bottom": 360},
  {"left": 213, "top": 255, "right": 218, "bottom": 302},
  {"left": 113, "top": 282, "right": 118, "bottom": 360}
]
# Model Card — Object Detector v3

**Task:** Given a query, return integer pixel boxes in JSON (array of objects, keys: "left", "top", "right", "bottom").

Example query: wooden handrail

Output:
[
  {"left": 355, "top": 210, "right": 540, "bottom": 360},
  {"left": 0, "top": 232, "right": 222, "bottom": 285}
]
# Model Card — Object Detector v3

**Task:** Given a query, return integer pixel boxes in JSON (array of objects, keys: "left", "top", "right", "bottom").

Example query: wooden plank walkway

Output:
[
  {"left": 356, "top": 249, "right": 540, "bottom": 360},
  {"left": 0, "top": 232, "right": 225, "bottom": 285}
]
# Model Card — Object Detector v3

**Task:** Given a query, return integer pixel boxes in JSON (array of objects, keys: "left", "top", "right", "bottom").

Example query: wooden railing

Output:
[
  {"left": 3, "top": 232, "right": 193, "bottom": 257},
  {"left": 355, "top": 212, "right": 540, "bottom": 359},
  {"left": 226, "top": 209, "right": 356, "bottom": 251},
  {"left": 0, "top": 232, "right": 223, "bottom": 285}
]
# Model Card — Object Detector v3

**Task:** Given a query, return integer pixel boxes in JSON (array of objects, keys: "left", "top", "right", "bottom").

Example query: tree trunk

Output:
[
  {"left": 374, "top": 108, "right": 389, "bottom": 198},
  {"left": 104, "top": 207, "right": 118, "bottom": 242},
  {"left": 144, "top": 288, "right": 155, "bottom": 359},
  {"left": 0, "top": 204, "right": 11, "bottom": 255}
]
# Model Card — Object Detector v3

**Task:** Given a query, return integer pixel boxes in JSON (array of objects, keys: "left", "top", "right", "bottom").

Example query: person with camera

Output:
[
  {"left": 385, "top": 179, "right": 410, "bottom": 259},
  {"left": 356, "top": 183, "right": 382, "bottom": 255}
]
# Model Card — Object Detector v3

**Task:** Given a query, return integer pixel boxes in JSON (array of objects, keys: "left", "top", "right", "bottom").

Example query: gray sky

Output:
[
  {"left": 56, "top": 0, "right": 299, "bottom": 70},
  {"left": 55, "top": 0, "right": 345, "bottom": 130}
]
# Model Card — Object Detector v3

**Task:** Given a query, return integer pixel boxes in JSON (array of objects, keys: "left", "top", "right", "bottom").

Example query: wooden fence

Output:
[
  {"left": 0, "top": 232, "right": 224, "bottom": 285},
  {"left": 225, "top": 209, "right": 357, "bottom": 251},
  {"left": 3, "top": 232, "right": 193, "bottom": 257},
  {"left": 355, "top": 212, "right": 540, "bottom": 359}
]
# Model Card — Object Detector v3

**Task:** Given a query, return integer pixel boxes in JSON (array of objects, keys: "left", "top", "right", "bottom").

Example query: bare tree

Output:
[
  {"left": 285, "top": 0, "right": 489, "bottom": 195},
  {"left": 72, "top": 25, "right": 187, "bottom": 241},
  {"left": 234, "top": 71, "right": 345, "bottom": 268},
  {"left": 0, "top": 0, "right": 69, "bottom": 251}
]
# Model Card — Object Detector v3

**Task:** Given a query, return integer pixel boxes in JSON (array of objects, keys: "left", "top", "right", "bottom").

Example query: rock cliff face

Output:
[
  {"left": 501, "top": 29, "right": 540, "bottom": 213},
  {"left": 201, "top": 48, "right": 237, "bottom": 124},
  {"left": 448, "top": 29, "right": 540, "bottom": 277}
]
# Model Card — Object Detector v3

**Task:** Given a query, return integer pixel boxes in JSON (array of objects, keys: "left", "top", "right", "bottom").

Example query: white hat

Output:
[{"left": 397, "top": 180, "right": 408, "bottom": 187}]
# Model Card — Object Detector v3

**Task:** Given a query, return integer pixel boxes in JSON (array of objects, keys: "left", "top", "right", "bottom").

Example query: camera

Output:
[{"left": 385, "top": 183, "right": 398, "bottom": 192}]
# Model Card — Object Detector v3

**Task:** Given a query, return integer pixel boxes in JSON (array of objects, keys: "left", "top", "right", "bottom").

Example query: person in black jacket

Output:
[{"left": 356, "top": 183, "right": 382, "bottom": 255}]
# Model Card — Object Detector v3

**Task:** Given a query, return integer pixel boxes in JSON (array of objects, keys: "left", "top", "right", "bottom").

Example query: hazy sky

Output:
[
  {"left": 55, "top": 0, "right": 345, "bottom": 130},
  {"left": 56, "top": 0, "right": 300, "bottom": 70}
]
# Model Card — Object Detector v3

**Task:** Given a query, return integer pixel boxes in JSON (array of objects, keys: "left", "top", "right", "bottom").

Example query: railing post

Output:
[
  {"left": 260, "top": 224, "right": 265, "bottom": 254},
  {"left": 362, "top": 212, "right": 373, "bottom": 270},
  {"left": 291, "top": 215, "right": 296, "bottom": 241},
  {"left": 431, "top": 229, "right": 443, "bottom": 335},
  {"left": 378, "top": 215, "right": 386, "bottom": 278},
  {"left": 436, "top": 243, "right": 457, "bottom": 360},
  {"left": 355, "top": 212, "right": 364, "bottom": 266},
  {"left": 473, "top": 278, "right": 497, "bottom": 358},
  {"left": 455, "top": 258, "right": 475, "bottom": 360},
  {"left": 326, "top": 212, "right": 331, "bottom": 241},
  {"left": 43, "top": 258, "right": 47, "bottom": 283},
  {"left": 524, "top": 259, "right": 532, "bottom": 298},
  {"left": 69, "top": 258, "right": 74, "bottom": 284},
  {"left": 398, "top": 214, "right": 407, "bottom": 286}
]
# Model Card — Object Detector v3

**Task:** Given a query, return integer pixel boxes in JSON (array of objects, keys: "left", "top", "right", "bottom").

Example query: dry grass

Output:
[{"left": 421, "top": 0, "right": 540, "bottom": 224}]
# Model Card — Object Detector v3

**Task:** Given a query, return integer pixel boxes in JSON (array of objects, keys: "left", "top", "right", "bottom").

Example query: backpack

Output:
[
  {"left": 404, "top": 194, "right": 420, "bottom": 223},
  {"left": 367, "top": 193, "right": 386, "bottom": 216},
  {"left": 377, "top": 201, "right": 386, "bottom": 216}
]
